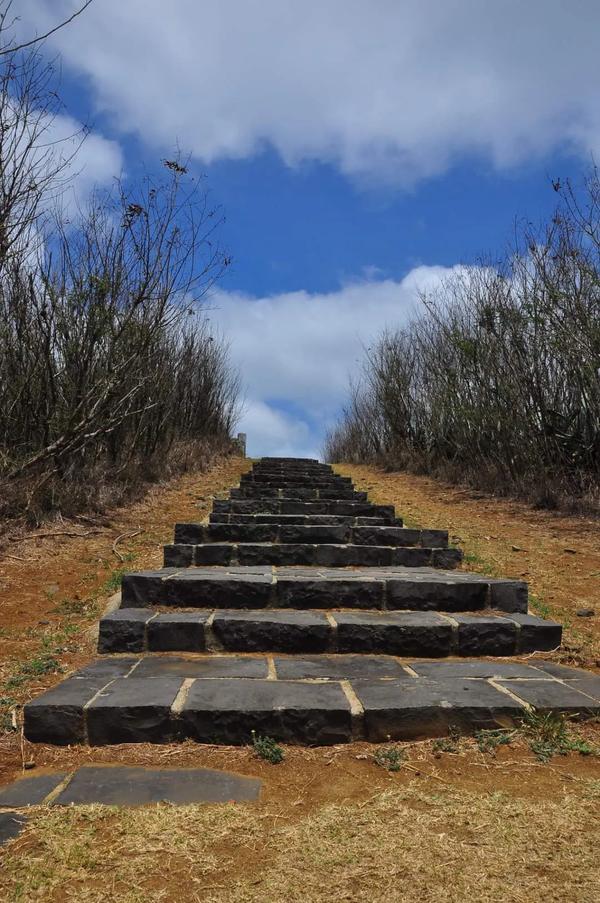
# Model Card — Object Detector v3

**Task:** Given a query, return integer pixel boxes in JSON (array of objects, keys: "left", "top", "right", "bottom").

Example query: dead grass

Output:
[{"left": 2, "top": 781, "right": 600, "bottom": 902}]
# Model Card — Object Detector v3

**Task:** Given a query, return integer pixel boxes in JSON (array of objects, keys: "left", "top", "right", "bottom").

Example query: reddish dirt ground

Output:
[{"left": 0, "top": 457, "right": 599, "bottom": 810}]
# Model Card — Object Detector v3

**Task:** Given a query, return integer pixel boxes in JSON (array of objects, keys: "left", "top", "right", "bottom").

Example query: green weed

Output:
[
  {"left": 251, "top": 732, "right": 284, "bottom": 764},
  {"left": 374, "top": 745, "right": 405, "bottom": 771},
  {"left": 520, "top": 710, "right": 598, "bottom": 762},
  {"left": 433, "top": 726, "right": 461, "bottom": 754},
  {"left": 474, "top": 728, "right": 515, "bottom": 754}
]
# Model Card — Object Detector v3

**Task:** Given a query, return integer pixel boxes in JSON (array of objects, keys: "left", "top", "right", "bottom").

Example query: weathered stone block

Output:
[
  {"left": 212, "top": 610, "right": 331, "bottom": 652},
  {"left": 355, "top": 678, "right": 525, "bottom": 741},
  {"left": 147, "top": 612, "right": 208, "bottom": 652},
  {"left": 334, "top": 611, "right": 453, "bottom": 656},
  {"left": 180, "top": 679, "right": 352, "bottom": 745},
  {"left": 453, "top": 614, "right": 517, "bottom": 656},
  {"left": 98, "top": 609, "right": 155, "bottom": 653},
  {"left": 86, "top": 678, "right": 183, "bottom": 745},
  {"left": 24, "top": 678, "right": 108, "bottom": 745}
]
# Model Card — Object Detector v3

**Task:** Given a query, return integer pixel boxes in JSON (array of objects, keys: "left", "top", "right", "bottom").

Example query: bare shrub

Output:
[
  {"left": 0, "top": 11, "right": 241, "bottom": 527},
  {"left": 325, "top": 170, "right": 600, "bottom": 512}
]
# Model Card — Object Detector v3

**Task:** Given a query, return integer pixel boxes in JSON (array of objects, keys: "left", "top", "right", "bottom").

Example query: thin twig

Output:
[
  {"left": 13, "top": 529, "right": 103, "bottom": 541},
  {"left": 0, "top": 1, "right": 94, "bottom": 56},
  {"left": 112, "top": 528, "right": 142, "bottom": 561}
]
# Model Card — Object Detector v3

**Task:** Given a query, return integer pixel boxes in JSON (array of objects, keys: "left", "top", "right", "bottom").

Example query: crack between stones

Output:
[
  {"left": 340, "top": 680, "right": 365, "bottom": 740},
  {"left": 488, "top": 678, "right": 532, "bottom": 710},
  {"left": 42, "top": 771, "right": 76, "bottom": 805},
  {"left": 172, "top": 678, "right": 195, "bottom": 714}
]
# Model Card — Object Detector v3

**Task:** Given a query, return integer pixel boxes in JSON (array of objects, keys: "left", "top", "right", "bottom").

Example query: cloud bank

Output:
[
  {"left": 209, "top": 266, "right": 460, "bottom": 456},
  {"left": 19, "top": 0, "right": 600, "bottom": 186}
]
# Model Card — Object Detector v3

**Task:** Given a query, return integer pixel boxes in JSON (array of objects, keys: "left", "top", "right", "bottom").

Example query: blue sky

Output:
[{"left": 17, "top": 1, "right": 600, "bottom": 457}]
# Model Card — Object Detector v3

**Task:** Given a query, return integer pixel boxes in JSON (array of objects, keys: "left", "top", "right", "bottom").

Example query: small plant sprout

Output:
[
  {"left": 251, "top": 731, "right": 285, "bottom": 764},
  {"left": 374, "top": 745, "right": 405, "bottom": 772}
]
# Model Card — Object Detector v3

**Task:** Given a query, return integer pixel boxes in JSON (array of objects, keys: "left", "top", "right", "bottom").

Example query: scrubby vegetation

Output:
[
  {"left": 326, "top": 171, "right": 600, "bottom": 511},
  {"left": 0, "top": 11, "right": 240, "bottom": 526}
]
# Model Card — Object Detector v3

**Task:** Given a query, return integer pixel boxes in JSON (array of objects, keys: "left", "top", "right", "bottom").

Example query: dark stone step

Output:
[
  {"left": 120, "top": 566, "right": 527, "bottom": 612},
  {"left": 211, "top": 499, "right": 397, "bottom": 518},
  {"left": 209, "top": 513, "right": 403, "bottom": 527},
  {"left": 24, "top": 657, "right": 600, "bottom": 746},
  {"left": 176, "top": 522, "right": 445, "bottom": 547},
  {"left": 98, "top": 607, "right": 561, "bottom": 655},
  {"left": 164, "top": 542, "right": 462, "bottom": 569},
  {"left": 241, "top": 473, "right": 352, "bottom": 486},
  {"left": 230, "top": 487, "right": 367, "bottom": 500}
]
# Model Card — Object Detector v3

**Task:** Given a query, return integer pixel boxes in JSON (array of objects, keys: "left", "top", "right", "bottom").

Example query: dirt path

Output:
[
  {"left": 336, "top": 463, "right": 600, "bottom": 666},
  {"left": 1, "top": 458, "right": 600, "bottom": 903}
]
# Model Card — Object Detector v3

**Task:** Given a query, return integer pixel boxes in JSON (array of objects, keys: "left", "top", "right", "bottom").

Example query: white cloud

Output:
[
  {"left": 17, "top": 0, "right": 600, "bottom": 185},
  {"left": 48, "top": 113, "right": 123, "bottom": 211},
  {"left": 209, "top": 265, "right": 460, "bottom": 455}
]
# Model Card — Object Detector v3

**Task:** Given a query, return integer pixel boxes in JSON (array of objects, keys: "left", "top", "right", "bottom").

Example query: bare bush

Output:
[
  {"left": 325, "top": 170, "right": 600, "bottom": 511},
  {"left": 0, "top": 11, "right": 240, "bottom": 526}
]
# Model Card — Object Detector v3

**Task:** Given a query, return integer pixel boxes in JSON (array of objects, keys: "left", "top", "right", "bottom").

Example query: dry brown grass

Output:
[{"left": 2, "top": 780, "right": 600, "bottom": 902}]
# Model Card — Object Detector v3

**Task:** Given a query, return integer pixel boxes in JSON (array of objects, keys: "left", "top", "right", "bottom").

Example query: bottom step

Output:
[{"left": 24, "top": 656, "right": 600, "bottom": 746}]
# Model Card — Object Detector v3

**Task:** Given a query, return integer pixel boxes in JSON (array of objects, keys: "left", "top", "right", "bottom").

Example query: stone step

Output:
[
  {"left": 120, "top": 566, "right": 527, "bottom": 612},
  {"left": 98, "top": 608, "right": 561, "bottom": 656},
  {"left": 209, "top": 513, "right": 403, "bottom": 526},
  {"left": 212, "top": 499, "right": 397, "bottom": 518},
  {"left": 164, "top": 542, "right": 462, "bottom": 568},
  {"left": 241, "top": 473, "right": 352, "bottom": 486},
  {"left": 175, "top": 522, "right": 444, "bottom": 547},
  {"left": 24, "top": 656, "right": 599, "bottom": 746},
  {"left": 230, "top": 487, "right": 367, "bottom": 500}
]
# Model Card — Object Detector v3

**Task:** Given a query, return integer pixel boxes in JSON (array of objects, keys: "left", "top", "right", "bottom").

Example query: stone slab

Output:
[
  {"left": 86, "top": 678, "right": 183, "bottom": 745},
  {"left": 496, "top": 679, "right": 600, "bottom": 714},
  {"left": 24, "top": 678, "right": 110, "bottom": 745},
  {"left": 74, "top": 658, "right": 139, "bottom": 680},
  {"left": 0, "top": 812, "right": 26, "bottom": 846},
  {"left": 453, "top": 614, "right": 517, "bottom": 656},
  {"left": 527, "top": 661, "right": 591, "bottom": 680},
  {"left": 354, "top": 677, "right": 525, "bottom": 740},
  {"left": 0, "top": 772, "right": 68, "bottom": 807},
  {"left": 273, "top": 654, "right": 408, "bottom": 680},
  {"left": 409, "top": 661, "right": 548, "bottom": 679},
  {"left": 212, "top": 610, "right": 331, "bottom": 652},
  {"left": 98, "top": 609, "right": 156, "bottom": 653},
  {"left": 180, "top": 678, "right": 352, "bottom": 745},
  {"left": 147, "top": 612, "right": 208, "bottom": 652},
  {"left": 334, "top": 611, "right": 453, "bottom": 656},
  {"left": 506, "top": 613, "right": 563, "bottom": 652},
  {"left": 53, "top": 765, "right": 261, "bottom": 806},
  {"left": 131, "top": 655, "right": 269, "bottom": 679}
]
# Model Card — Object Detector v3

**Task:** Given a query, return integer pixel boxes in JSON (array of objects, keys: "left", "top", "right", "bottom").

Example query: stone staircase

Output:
[{"left": 24, "top": 458, "right": 600, "bottom": 747}]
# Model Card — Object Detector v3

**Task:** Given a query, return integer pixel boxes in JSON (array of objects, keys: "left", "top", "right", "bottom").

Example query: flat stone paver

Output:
[
  {"left": 54, "top": 766, "right": 261, "bottom": 806},
  {"left": 132, "top": 655, "right": 269, "bottom": 679},
  {"left": 0, "top": 812, "right": 27, "bottom": 845},
  {"left": 496, "top": 679, "right": 600, "bottom": 713},
  {"left": 273, "top": 654, "right": 408, "bottom": 680},
  {"left": 354, "top": 677, "right": 526, "bottom": 741},
  {"left": 409, "top": 661, "right": 546, "bottom": 679},
  {"left": 0, "top": 772, "right": 68, "bottom": 807}
]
